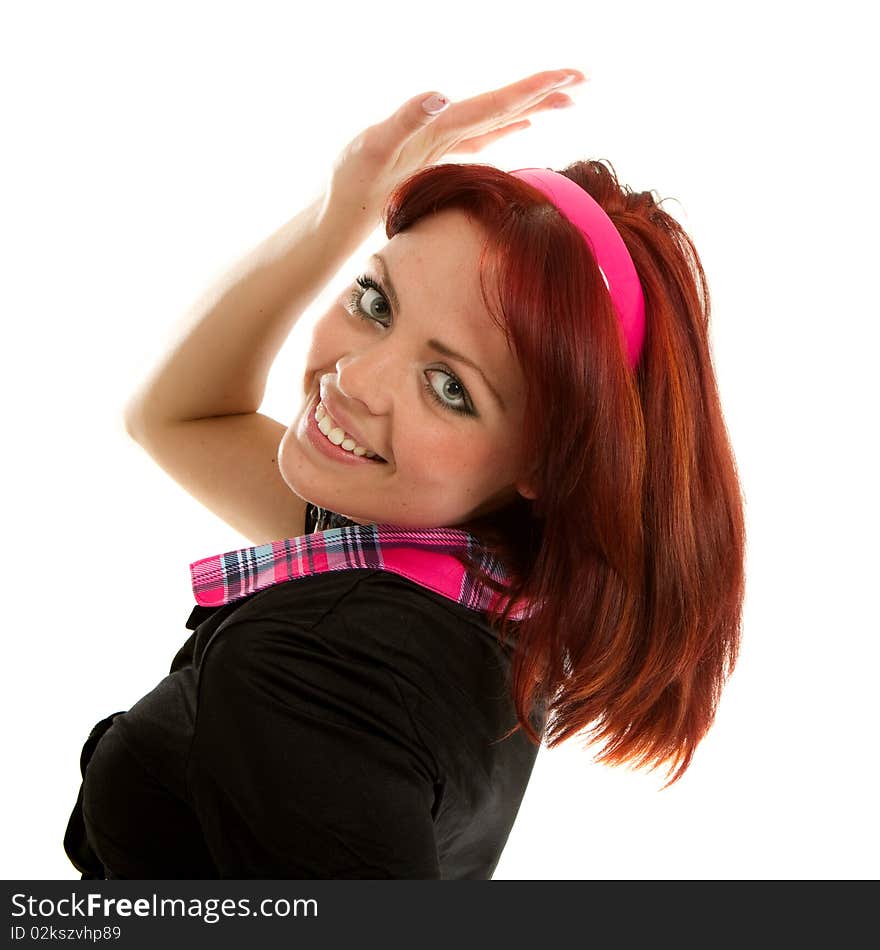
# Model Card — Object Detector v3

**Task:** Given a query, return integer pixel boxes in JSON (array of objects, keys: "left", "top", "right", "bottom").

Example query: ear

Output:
[{"left": 515, "top": 479, "right": 538, "bottom": 501}]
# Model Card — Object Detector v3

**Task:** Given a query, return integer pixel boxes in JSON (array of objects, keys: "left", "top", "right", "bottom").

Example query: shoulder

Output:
[
  {"left": 193, "top": 571, "right": 442, "bottom": 776},
  {"left": 221, "top": 567, "right": 505, "bottom": 664},
  {"left": 210, "top": 568, "right": 516, "bottom": 757}
]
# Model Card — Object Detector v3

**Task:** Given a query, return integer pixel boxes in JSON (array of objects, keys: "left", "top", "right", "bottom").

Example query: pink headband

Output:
[{"left": 508, "top": 167, "right": 646, "bottom": 369}]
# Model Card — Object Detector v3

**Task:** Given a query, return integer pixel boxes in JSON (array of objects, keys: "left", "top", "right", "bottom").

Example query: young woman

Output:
[{"left": 63, "top": 68, "right": 746, "bottom": 879}]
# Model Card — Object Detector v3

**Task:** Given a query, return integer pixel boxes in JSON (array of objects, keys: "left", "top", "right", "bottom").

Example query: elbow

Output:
[
  {"left": 122, "top": 399, "right": 156, "bottom": 444},
  {"left": 122, "top": 405, "right": 140, "bottom": 442}
]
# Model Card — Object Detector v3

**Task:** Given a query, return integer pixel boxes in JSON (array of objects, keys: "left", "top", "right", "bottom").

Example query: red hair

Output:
[{"left": 383, "top": 160, "right": 746, "bottom": 785}]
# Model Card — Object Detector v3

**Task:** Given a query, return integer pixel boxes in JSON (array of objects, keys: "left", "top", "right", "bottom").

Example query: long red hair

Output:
[{"left": 383, "top": 160, "right": 746, "bottom": 785}]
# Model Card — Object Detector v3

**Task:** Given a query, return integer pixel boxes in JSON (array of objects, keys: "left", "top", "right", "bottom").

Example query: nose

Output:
[{"left": 334, "top": 348, "right": 400, "bottom": 417}]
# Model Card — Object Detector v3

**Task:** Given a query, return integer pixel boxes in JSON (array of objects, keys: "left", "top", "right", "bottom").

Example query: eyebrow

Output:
[{"left": 369, "top": 253, "right": 506, "bottom": 412}]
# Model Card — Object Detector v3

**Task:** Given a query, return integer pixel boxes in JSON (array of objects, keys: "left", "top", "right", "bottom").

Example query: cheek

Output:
[
  {"left": 389, "top": 425, "right": 448, "bottom": 473},
  {"left": 399, "top": 429, "right": 497, "bottom": 484},
  {"left": 458, "top": 438, "right": 523, "bottom": 495}
]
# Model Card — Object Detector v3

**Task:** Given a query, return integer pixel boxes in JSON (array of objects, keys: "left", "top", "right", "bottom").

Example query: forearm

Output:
[{"left": 124, "top": 188, "right": 375, "bottom": 432}]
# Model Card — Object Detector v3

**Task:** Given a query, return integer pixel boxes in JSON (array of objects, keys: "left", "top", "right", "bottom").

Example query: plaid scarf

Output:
[{"left": 190, "top": 522, "right": 528, "bottom": 620}]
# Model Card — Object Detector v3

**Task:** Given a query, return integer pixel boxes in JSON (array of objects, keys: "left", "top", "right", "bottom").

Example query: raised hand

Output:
[{"left": 324, "top": 68, "right": 589, "bottom": 227}]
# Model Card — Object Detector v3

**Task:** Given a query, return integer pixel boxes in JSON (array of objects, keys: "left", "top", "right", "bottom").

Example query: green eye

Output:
[
  {"left": 349, "top": 275, "right": 391, "bottom": 325},
  {"left": 424, "top": 369, "right": 474, "bottom": 416}
]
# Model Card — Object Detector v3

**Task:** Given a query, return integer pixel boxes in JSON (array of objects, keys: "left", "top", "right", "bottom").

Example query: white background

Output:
[{"left": 2, "top": 0, "right": 877, "bottom": 880}]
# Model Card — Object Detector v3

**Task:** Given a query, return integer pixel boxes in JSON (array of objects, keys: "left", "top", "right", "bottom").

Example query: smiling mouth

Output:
[{"left": 315, "top": 401, "right": 387, "bottom": 462}]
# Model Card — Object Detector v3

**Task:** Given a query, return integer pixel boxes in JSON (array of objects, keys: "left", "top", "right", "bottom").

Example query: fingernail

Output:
[{"left": 421, "top": 94, "right": 449, "bottom": 115}]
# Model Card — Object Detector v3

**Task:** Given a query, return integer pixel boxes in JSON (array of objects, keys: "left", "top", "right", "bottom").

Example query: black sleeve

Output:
[
  {"left": 63, "top": 710, "right": 127, "bottom": 879},
  {"left": 184, "top": 600, "right": 442, "bottom": 879}
]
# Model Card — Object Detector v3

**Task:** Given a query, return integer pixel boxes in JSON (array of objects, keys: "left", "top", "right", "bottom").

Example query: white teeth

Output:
[{"left": 315, "top": 401, "right": 381, "bottom": 459}]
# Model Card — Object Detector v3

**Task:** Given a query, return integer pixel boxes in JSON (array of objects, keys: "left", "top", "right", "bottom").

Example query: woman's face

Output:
[{"left": 278, "top": 207, "right": 535, "bottom": 529}]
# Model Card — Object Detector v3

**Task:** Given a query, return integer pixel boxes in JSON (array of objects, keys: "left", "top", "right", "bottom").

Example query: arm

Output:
[
  {"left": 118, "top": 189, "right": 379, "bottom": 545},
  {"left": 122, "top": 189, "right": 374, "bottom": 433}
]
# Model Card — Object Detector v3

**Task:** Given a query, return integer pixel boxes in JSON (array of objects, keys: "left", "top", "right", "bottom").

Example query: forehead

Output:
[{"left": 384, "top": 208, "right": 490, "bottom": 290}]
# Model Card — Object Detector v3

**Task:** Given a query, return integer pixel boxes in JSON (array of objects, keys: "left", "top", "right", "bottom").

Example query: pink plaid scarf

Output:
[{"left": 190, "top": 522, "right": 528, "bottom": 620}]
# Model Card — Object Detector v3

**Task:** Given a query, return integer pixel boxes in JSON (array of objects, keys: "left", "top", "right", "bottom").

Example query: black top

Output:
[{"left": 64, "top": 504, "right": 543, "bottom": 879}]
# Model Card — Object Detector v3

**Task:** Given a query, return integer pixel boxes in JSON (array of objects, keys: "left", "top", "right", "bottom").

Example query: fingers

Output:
[
  {"left": 389, "top": 90, "right": 450, "bottom": 133},
  {"left": 448, "top": 119, "right": 533, "bottom": 156},
  {"left": 358, "top": 89, "right": 451, "bottom": 161},
  {"left": 441, "top": 80, "right": 580, "bottom": 158},
  {"left": 352, "top": 69, "right": 587, "bottom": 181},
  {"left": 437, "top": 69, "right": 588, "bottom": 139},
  {"left": 507, "top": 90, "right": 576, "bottom": 121}
]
